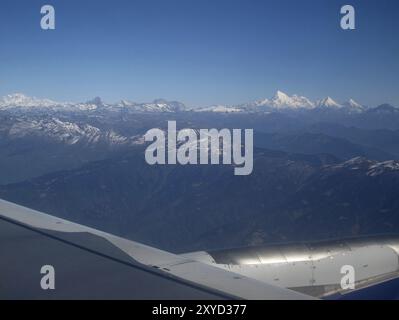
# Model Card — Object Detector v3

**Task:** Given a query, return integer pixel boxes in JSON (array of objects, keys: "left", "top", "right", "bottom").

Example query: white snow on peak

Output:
[
  {"left": 337, "top": 157, "right": 372, "bottom": 168},
  {"left": 316, "top": 97, "right": 342, "bottom": 109},
  {"left": 328, "top": 157, "right": 399, "bottom": 177},
  {"left": 115, "top": 99, "right": 186, "bottom": 113},
  {"left": 0, "top": 93, "right": 187, "bottom": 113},
  {"left": 250, "top": 90, "right": 315, "bottom": 110},
  {"left": 0, "top": 93, "right": 62, "bottom": 108},
  {"left": 196, "top": 105, "right": 243, "bottom": 113},
  {"left": 367, "top": 160, "right": 399, "bottom": 177},
  {"left": 7, "top": 117, "right": 144, "bottom": 146},
  {"left": 273, "top": 90, "right": 290, "bottom": 101},
  {"left": 201, "top": 91, "right": 368, "bottom": 113},
  {"left": 0, "top": 91, "right": 369, "bottom": 114},
  {"left": 343, "top": 99, "right": 364, "bottom": 110},
  {"left": 346, "top": 99, "right": 362, "bottom": 107},
  {"left": 316, "top": 97, "right": 365, "bottom": 112}
]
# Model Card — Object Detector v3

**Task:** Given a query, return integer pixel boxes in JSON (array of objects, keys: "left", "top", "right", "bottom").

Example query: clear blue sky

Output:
[{"left": 0, "top": 0, "right": 398, "bottom": 107}]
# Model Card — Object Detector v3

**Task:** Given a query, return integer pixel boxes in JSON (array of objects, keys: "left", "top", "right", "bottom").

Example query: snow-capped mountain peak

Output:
[
  {"left": 316, "top": 97, "right": 342, "bottom": 108},
  {"left": 251, "top": 90, "right": 315, "bottom": 110},
  {"left": 0, "top": 93, "right": 62, "bottom": 108},
  {"left": 269, "top": 90, "right": 314, "bottom": 109},
  {"left": 273, "top": 90, "right": 290, "bottom": 101},
  {"left": 343, "top": 99, "right": 363, "bottom": 109},
  {"left": 196, "top": 105, "right": 243, "bottom": 113},
  {"left": 139, "top": 99, "right": 186, "bottom": 112},
  {"left": 269, "top": 90, "right": 294, "bottom": 108},
  {"left": 347, "top": 98, "right": 361, "bottom": 106}
]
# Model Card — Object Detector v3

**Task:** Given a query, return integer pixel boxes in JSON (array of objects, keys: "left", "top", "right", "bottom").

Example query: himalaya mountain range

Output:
[
  {"left": 0, "top": 91, "right": 394, "bottom": 113},
  {"left": 1, "top": 90, "right": 399, "bottom": 252}
]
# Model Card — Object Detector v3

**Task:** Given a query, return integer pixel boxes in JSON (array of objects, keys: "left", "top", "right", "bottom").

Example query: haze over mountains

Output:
[
  {"left": 1, "top": 90, "right": 399, "bottom": 252},
  {"left": 1, "top": 148, "right": 399, "bottom": 253}
]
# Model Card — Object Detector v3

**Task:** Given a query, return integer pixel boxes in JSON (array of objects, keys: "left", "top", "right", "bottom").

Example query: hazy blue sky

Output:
[{"left": 0, "top": 0, "right": 398, "bottom": 107}]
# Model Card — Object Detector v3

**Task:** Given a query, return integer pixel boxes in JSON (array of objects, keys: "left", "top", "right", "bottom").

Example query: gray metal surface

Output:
[
  {"left": 0, "top": 217, "right": 231, "bottom": 299},
  {"left": 183, "top": 236, "right": 399, "bottom": 298},
  {"left": 206, "top": 236, "right": 399, "bottom": 265},
  {"left": 0, "top": 199, "right": 314, "bottom": 300}
]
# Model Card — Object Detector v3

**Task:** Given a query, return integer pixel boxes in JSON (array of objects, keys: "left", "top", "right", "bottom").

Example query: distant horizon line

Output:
[{"left": 0, "top": 91, "right": 396, "bottom": 109}]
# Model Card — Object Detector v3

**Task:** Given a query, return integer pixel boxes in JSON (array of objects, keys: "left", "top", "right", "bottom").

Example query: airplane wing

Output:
[
  {"left": 183, "top": 237, "right": 399, "bottom": 299},
  {"left": 0, "top": 199, "right": 313, "bottom": 300}
]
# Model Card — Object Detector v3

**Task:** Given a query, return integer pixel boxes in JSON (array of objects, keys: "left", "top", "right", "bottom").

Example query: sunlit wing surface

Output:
[
  {"left": 0, "top": 199, "right": 313, "bottom": 300},
  {"left": 183, "top": 237, "right": 399, "bottom": 298}
]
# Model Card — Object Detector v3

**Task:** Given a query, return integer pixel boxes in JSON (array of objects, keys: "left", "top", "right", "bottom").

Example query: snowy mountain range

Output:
[
  {"left": 192, "top": 90, "right": 367, "bottom": 113},
  {"left": 329, "top": 156, "right": 399, "bottom": 177},
  {"left": 246, "top": 90, "right": 316, "bottom": 110},
  {"left": 3, "top": 116, "right": 145, "bottom": 147},
  {"left": 0, "top": 93, "right": 60, "bottom": 108},
  {"left": 0, "top": 91, "right": 396, "bottom": 114},
  {"left": 232, "top": 91, "right": 366, "bottom": 113},
  {"left": 0, "top": 94, "right": 186, "bottom": 113}
]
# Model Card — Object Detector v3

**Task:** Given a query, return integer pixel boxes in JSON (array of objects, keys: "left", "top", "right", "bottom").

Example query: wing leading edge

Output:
[{"left": 0, "top": 199, "right": 314, "bottom": 300}]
